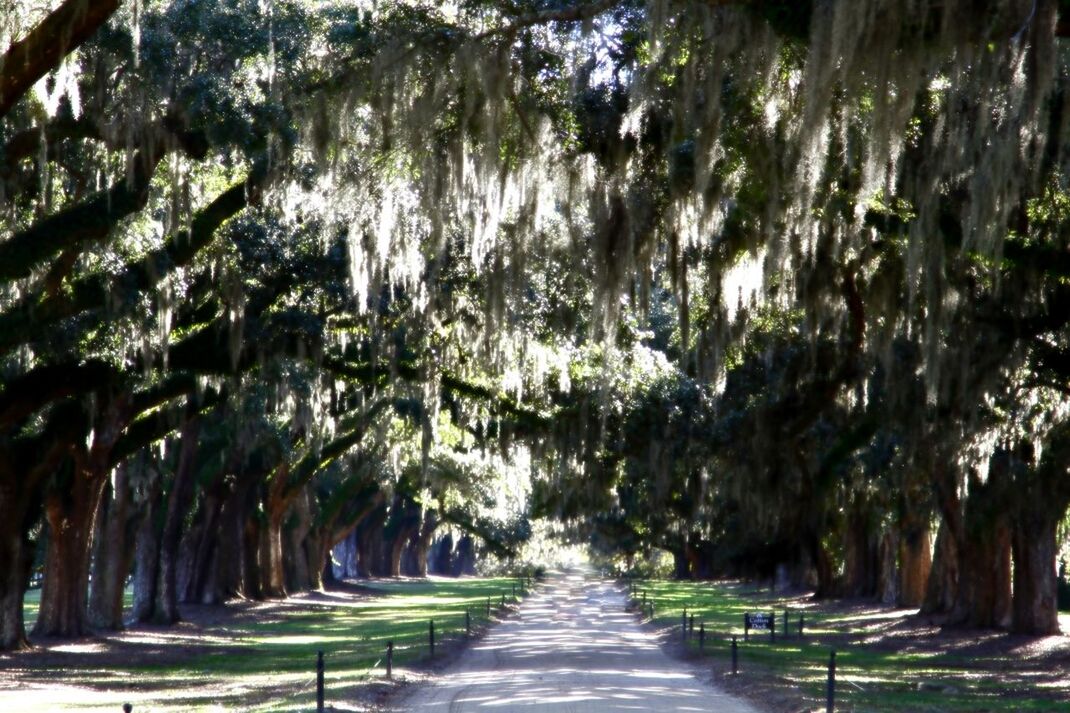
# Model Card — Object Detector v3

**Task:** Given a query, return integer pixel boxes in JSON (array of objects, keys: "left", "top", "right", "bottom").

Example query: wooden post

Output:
[
  {"left": 731, "top": 636, "right": 738, "bottom": 675},
  {"left": 826, "top": 649, "right": 836, "bottom": 713},
  {"left": 486, "top": 597, "right": 491, "bottom": 617},
  {"left": 689, "top": 613, "right": 695, "bottom": 639},
  {"left": 784, "top": 609, "right": 789, "bottom": 637},
  {"left": 466, "top": 609, "right": 471, "bottom": 636},
  {"left": 682, "top": 609, "right": 687, "bottom": 640},
  {"left": 429, "top": 620, "right": 435, "bottom": 657},
  {"left": 386, "top": 641, "right": 393, "bottom": 678},
  {"left": 316, "top": 650, "right": 325, "bottom": 713},
  {"left": 799, "top": 614, "right": 805, "bottom": 638},
  {"left": 699, "top": 621, "right": 705, "bottom": 651},
  {"left": 770, "top": 609, "right": 775, "bottom": 643}
]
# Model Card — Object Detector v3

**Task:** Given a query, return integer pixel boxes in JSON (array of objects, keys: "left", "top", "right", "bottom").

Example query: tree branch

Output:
[{"left": 0, "top": 0, "right": 121, "bottom": 119}]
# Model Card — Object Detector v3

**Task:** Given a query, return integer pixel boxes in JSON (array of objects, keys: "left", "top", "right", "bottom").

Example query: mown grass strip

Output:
[{"left": 627, "top": 578, "right": 1066, "bottom": 712}]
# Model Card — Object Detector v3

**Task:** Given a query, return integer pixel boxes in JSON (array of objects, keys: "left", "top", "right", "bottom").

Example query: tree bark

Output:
[
  {"left": 921, "top": 518, "right": 959, "bottom": 616},
  {"left": 898, "top": 514, "right": 932, "bottom": 609},
  {"left": 1011, "top": 512, "right": 1060, "bottom": 635},
  {"left": 0, "top": 482, "right": 35, "bottom": 650},
  {"left": 132, "top": 472, "right": 163, "bottom": 623},
  {"left": 153, "top": 416, "right": 201, "bottom": 623},
  {"left": 33, "top": 463, "right": 110, "bottom": 638},
  {"left": 87, "top": 464, "right": 132, "bottom": 630}
]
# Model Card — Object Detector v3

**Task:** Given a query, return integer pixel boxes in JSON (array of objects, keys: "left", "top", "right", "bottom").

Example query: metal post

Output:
[
  {"left": 429, "top": 620, "right": 435, "bottom": 657},
  {"left": 386, "top": 641, "right": 393, "bottom": 678},
  {"left": 743, "top": 613, "right": 749, "bottom": 642},
  {"left": 316, "top": 650, "right": 325, "bottom": 713},
  {"left": 699, "top": 622, "right": 705, "bottom": 651},
  {"left": 826, "top": 650, "right": 836, "bottom": 713},
  {"left": 731, "top": 636, "right": 738, "bottom": 675}
]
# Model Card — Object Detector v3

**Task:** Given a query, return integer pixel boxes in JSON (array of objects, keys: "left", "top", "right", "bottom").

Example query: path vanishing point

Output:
[{"left": 400, "top": 570, "right": 763, "bottom": 712}]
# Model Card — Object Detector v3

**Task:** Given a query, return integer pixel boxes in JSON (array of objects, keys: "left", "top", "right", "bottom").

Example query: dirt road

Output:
[{"left": 399, "top": 571, "right": 763, "bottom": 712}]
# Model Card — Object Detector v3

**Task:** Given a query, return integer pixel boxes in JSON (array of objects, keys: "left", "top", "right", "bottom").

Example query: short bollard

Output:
[
  {"left": 486, "top": 597, "right": 491, "bottom": 617},
  {"left": 731, "top": 636, "right": 738, "bottom": 675},
  {"left": 699, "top": 622, "right": 705, "bottom": 651},
  {"left": 649, "top": 602, "right": 655, "bottom": 618},
  {"left": 316, "top": 650, "right": 325, "bottom": 713},
  {"left": 123, "top": 705, "right": 132, "bottom": 713},
  {"left": 826, "top": 649, "right": 836, "bottom": 712},
  {"left": 466, "top": 609, "right": 471, "bottom": 636},
  {"left": 770, "top": 609, "right": 776, "bottom": 643},
  {"left": 799, "top": 614, "right": 805, "bottom": 638},
  {"left": 784, "top": 609, "right": 789, "bottom": 638},
  {"left": 386, "top": 640, "right": 394, "bottom": 677},
  {"left": 429, "top": 620, "right": 436, "bottom": 657},
  {"left": 689, "top": 614, "right": 695, "bottom": 639},
  {"left": 743, "top": 613, "right": 749, "bottom": 642},
  {"left": 681, "top": 610, "right": 687, "bottom": 640}
]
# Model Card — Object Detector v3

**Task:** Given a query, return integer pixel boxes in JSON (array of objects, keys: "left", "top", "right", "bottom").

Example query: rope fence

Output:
[
  {"left": 116, "top": 572, "right": 539, "bottom": 713},
  {"left": 625, "top": 579, "right": 841, "bottom": 713}
]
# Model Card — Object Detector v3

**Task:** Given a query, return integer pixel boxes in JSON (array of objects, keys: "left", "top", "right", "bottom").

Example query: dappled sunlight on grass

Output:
[
  {"left": 2, "top": 576, "right": 529, "bottom": 712},
  {"left": 630, "top": 578, "right": 1070, "bottom": 712}
]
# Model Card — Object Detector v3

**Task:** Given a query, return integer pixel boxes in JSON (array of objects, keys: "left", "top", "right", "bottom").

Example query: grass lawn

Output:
[
  {"left": 4, "top": 576, "right": 529, "bottom": 712},
  {"left": 629, "top": 579, "right": 1070, "bottom": 712}
]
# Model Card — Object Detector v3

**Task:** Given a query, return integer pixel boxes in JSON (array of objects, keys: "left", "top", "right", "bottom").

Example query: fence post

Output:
[
  {"left": 429, "top": 620, "right": 435, "bottom": 657},
  {"left": 316, "top": 650, "right": 325, "bottom": 713},
  {"left": 826, "top": 649, "right": 836, "bottom": 713},
  {"left": 466, "top": 609, "right": 471, "bottom": 637},
  {"left": 386, "top": 641, "right": 393, "bottom": 678},
  {"left": 731, "top": 636, "right": 738, "bottom": 675},
  {"left": 699, "top": 622, "right": 705, "bottom": 651}
]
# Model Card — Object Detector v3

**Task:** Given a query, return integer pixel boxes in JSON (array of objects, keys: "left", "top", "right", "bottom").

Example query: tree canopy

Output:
[{"left": 2, "top": 0, "right": 1070, "bottom": 651}]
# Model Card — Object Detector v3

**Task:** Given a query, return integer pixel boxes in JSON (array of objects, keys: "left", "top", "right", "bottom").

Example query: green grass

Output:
[
  {"left": 629, "top": 579, "right": 1069, "bottom": 712},
  {"left": 8, "top": 577, "right": 530, "bottom": 712}
]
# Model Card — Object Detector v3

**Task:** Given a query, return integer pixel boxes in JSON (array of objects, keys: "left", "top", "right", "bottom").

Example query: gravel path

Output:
[{"left": 399, "top": 571, "right": 763, "bottom": 712}]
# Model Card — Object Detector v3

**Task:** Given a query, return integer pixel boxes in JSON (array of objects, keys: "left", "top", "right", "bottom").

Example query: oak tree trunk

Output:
[
  {"left": 154, "top": 417, "right": 201, "bottom": 624},
  {"left": 898, "top": 516, "right": 932, "bottom": 609},
  {"left": 33, "top": 467, "right": 109, "bottom": 638},
  {"left": 87, "top": 465, "right": 132, "bottom": 630},
  {"left": 1011, "top": 512, "right": 1061, "bottom": 634}
]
